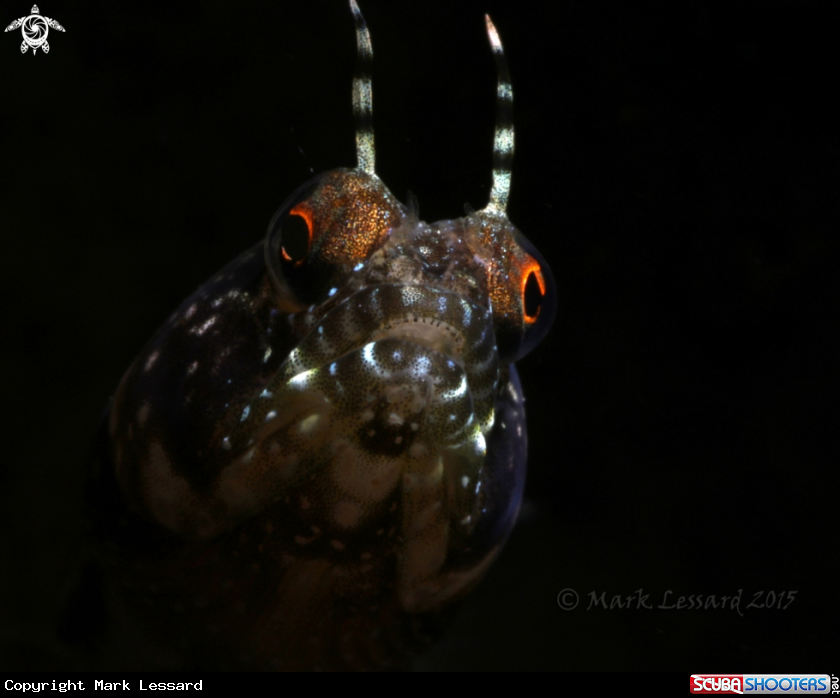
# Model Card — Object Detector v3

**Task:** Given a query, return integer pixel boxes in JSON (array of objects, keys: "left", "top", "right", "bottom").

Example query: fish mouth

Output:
[
  {"left": 290, "top": 282, "right": 493, "bottom": 374},
  {"left": 274, "top": 283, "right": 498, "bottom": 431},
  {"left": 367, "top": 309, "right": 467, "bottom": 368}
]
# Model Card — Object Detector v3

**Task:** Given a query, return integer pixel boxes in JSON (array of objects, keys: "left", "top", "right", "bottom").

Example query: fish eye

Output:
[
  {"left": 265, "top": 173, "right": 331, "bottom": 311},
  {"left": 279, "top": 208, "right": 312, "bottom": 268},
  {"left": 522, "top": 264, "right": 546, "bottom": 323},
  {"left": 495, "top": 232, "right": 556, "bottom": 363},
  {"left": 265, "top": 169, "right": 400, "bottom": 311},
  {"left": 517, "top": 237, "right": 556, "bottom": 361}
]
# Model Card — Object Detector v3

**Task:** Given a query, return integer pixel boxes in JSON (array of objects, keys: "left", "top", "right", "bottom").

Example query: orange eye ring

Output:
[
  {"left": 521, "top": 258, "right": 546, "bottom": 325},
  {"left": 280, "top": 204, "right": 315, "bottom": 268}
]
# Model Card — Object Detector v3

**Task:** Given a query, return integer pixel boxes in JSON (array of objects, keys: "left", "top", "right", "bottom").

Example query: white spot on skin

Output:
[
  {"left": 299, "top": 414, "right": 321, "bottom": 435},
  {"left": 191, "top": 315, "right": 218, "bottom": 336},
  {"left": 144, "top": 350, "right": 160, "bottom": 372},
  {"left": 222, "top": 436, "right": 232, "bottom": 451},
  {"left": 507, "top": 381, "right": 519, "bottom": 403},
  {"left": 362, "top": 343, "right": 377, "bottom": 369},
  {"left": 482, "top": 411, "right": 496, "bottom": 433},
  {"left": 440, "top": 375, "right": 468, "bottom": 401},
  {"left": 289, "top": 368, "right": 318, "bottom": 389},
  {"left": 387, "top": 413, "right": 403, "bottom": 426},
  {"left": 461, "top": 475, "right": 470, "bottom": 488},
  {"left": 474, "top": 431, "right": 487, "bottom": 457},
  {"left": 265, "top": 410, "right": 277, "bottom": 422},
  {"left": 186, "top": 360, "right": 199, "bottom": 376},
  {"left": 185, "top": 303, "right": 198, "bottom": 320},
  {"left": 436, "top": 295, "right": 449, "bottom": 316},
  {"left": 263, "top": 347, "right": 273, "bottom": 363},
  {"left": 415, "top": 355, "right": 432, "bottom": 375}
]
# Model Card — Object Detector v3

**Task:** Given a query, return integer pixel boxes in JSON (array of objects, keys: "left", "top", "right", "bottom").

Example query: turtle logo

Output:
[{"left": 5, "top": 5, "right": 65, "bottom": 55}]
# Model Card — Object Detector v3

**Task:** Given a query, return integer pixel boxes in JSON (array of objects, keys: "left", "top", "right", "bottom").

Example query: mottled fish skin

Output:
[{"left": 90, "top": 8, "right": 555, "bottom": 672}]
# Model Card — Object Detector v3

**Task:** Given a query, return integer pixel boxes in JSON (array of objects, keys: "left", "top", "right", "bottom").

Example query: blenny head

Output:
[{"left": 99, "top": 1, "right": 555, "bottom": 670}]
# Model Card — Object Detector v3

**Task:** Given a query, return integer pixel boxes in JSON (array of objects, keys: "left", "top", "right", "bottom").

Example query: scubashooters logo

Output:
[{"left": 690, "top": 675, "right": 831, "bottom": 695}]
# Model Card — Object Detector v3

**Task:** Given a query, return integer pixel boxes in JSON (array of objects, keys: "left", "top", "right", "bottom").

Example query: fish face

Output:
[{"left": 91, "top": 4, "right": 555, "bottom": 671}]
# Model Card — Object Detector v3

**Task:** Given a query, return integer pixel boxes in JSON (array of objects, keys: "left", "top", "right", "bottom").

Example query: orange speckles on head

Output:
[
  {"left": 306, "top": 171, "right": 400, "bottom": 268},
  {"left": 486, "top": 258, "right": 518, "bottom": 323},
  {"left": 473, "top": 211, "right": 547, "bottom": 333}
]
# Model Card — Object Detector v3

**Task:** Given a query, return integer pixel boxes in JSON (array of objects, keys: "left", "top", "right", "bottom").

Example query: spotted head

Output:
[{"left": 97, "top": 1, "right": 555, "bottom": 670}]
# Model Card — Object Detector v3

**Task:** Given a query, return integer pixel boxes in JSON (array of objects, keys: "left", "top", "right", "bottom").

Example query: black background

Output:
[{"left": 1, "top": 0, "right": 837, "bottom": 671}]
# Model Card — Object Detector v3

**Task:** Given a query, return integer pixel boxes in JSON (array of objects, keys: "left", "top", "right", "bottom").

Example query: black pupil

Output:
[
  {"left": 524, "top": 270, "right": 543, "bottom": 319},
  {"left": 281, "top": 214, "right": 310, "bottom": 265}
]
